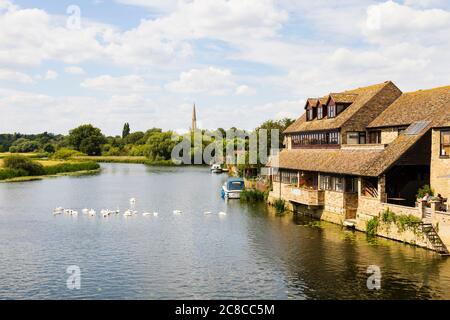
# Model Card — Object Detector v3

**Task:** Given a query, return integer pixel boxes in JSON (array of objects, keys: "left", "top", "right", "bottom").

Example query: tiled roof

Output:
[
  {"left": 328, "top": 93, "right": 358, "bottom": 105},
  {"left": 368, "top": 85, "right": 450, "bottom": 128},
  {"left": 271, "top": 119, "right": 434, "bottom": 177},
  {"left": 284, "top": 81, "right": 401, "bottom": 133}
]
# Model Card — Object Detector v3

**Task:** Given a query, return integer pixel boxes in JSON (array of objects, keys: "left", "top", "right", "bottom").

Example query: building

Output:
[{"left": 268, "top": 81, "right": 450, "bottom": 252}]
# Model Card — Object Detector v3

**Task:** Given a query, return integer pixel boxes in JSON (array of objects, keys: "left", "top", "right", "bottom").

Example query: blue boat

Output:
[{"left": 221, "top": 178, "right": 245, "bottom": 199}]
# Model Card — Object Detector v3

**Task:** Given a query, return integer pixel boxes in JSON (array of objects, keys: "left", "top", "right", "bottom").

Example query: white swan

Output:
[
  {"left": 173, "top": 210, "right": 182, "bottom": 215},
  {"left": 82, "top": 208, "right": 89, "bottom": 215},
  {"left": 71, "top": 210, "right": 78, "bottom": 216},
  {"left": 88, "top": 209, "right": 96, "bottom": 216},
  {"left": 153, "top": 212, "right": 159, "bottom": 217},
  {"left": 124, "top": 209, "right": 133, "bottom": 217},
  {"left": 130, "top": 198, "right": 136, "bottom": 204},
  {"left": 218, "top": 211, "right": 227, "bottom": 216},
  {"left": 204, "top": 211, "right": 212, "bottom": 215},
  {"left": 53, "top": 207, "right": 63, "bottom": 215},
  {"left": 142, "top": 212, "right": 152, "bottom": 217}
]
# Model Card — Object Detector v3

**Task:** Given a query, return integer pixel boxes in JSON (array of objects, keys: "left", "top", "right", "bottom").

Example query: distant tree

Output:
[
  {"left": 123, "top": 131, "right": 145, "bottom": 145},
  {"left": 145, "top": 131, "right": 177, "bottom": 161},
  {"left": 255, "top": 118, "right": 295, "bottom": 155},
  {"left": 122, "top": 123, "right": 130, "bottom": 139},
  {"left": 43, "top": 143, "right": 55, "bottom": 154},
  {"left": 68, "top": 124, "right": 106, "bottom": 156}
]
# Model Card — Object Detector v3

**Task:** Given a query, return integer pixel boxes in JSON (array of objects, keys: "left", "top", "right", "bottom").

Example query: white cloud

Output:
[
  {"left": 364, "top": 1, "right": 450, "bottom": 44},
  {"left": 0, "top": 68, "right": 33, "bottom": 83},
  {"left": 81, "top": 74, "right": 160, "bottom": 93},
  {"left": 44, "top": 70, "right": 58, "bottom": 80},
  {"left": 166, "top": 67, "right": 236, "bottom": 95},
  {"left": 235, "top": 85, "right": 256, "bottom": 96},
  {"left": 64, "top": 66, "right": 86, "bottom": 75}
]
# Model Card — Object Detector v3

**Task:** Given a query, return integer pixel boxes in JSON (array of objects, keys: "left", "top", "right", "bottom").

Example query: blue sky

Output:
[{"left": 1, "top": 0, "right": 450, "bottom": 135}]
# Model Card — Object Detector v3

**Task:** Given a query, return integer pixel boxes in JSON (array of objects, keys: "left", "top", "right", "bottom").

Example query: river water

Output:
[{"left": 1, "top": 163, "right": 450, "bottom": 299}]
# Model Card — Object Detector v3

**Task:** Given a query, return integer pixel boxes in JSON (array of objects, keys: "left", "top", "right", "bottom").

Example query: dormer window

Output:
[
  {"left": 317, "top": 106, "right": 323, "bottom": 119},
  {"left": 307, "top": 108, "right": 315, "bottom": 121},
  {"left": 328, "top": 105, "right": 336, "bottom": 118}
]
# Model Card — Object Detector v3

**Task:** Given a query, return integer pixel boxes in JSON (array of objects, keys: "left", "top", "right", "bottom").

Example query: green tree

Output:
[
  {"left": 122, "top": 122, "right": 130, "bottom": 139},
  {"left": 145, "top": 131, "right": 177, "bottom": 161},
  {"left": 43, "top": 143, "right": 55, "bottom": 154},
  {"left": 256, "top": 118, "right": 294, "bottom": 155},
  {"left": 68, "top": 124, "right": 106, "bottom": 156}
]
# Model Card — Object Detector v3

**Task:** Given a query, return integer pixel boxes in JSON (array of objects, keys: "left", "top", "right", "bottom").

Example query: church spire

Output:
[{"left": 191, "top": 103, "right": 197, "bottom": 132}]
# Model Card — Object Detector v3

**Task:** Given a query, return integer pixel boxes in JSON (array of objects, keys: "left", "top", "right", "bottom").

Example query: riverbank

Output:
[
  {"left": 0, "top": 168, "right": 101, "bottom": 182},
  {"left": 74, "top": 156, "right": 175, "bottom": 166},
  {"left": 0, "top": 157, "right": 101, "bottom": 182}
]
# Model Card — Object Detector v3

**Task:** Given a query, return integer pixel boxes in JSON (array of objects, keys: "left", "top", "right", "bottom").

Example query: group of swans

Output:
[{"left": 54, "top": 198, "right": 227, "bottom": 218}]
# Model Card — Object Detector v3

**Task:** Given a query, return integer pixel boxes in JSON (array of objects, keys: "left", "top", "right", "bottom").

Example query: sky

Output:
[{"left": 1, "top": 0, "right": 450, "bottom": 136}]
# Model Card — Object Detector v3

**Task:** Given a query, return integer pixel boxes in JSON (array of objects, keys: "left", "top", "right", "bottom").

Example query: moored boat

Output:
[
  {"left": 210, "top": 163, "right": 223, "bottom": 173},
  {"left": 221, "top": 178, "right": 245, "bottom": 199}
]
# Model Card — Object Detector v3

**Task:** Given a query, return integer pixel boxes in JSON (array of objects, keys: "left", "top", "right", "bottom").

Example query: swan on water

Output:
[
  {"left": 124, "top": 209, "right": 133, "bottom": 217},
  {"left": 153, "top": 212, "right": 159, "bottom": 217},
  {"left": 130, "top": 198, "right": 136, "bottom": 204},
  {"left": 218, "top": 211, "right": 227, "bottom": 216},
  {"left": 53, "top": 207, "right": 63, "bottom": 215},
  {"left": 204, "top": 211, "right": 212, "bottom": 215},
  {"left": 71, "top": 210, "right": 78, "bottom": 216},
  {"left": 173, "top": 210, "right": 182, "bottom": 215},
  {"left": 88, "top": 209, "right": 96, "bottom": 216},
  {"left": 142, "top": 212, "right": 152, "bottom": 217},
  {"left": 82, "top": 208, "right": 89, "bottom": 215}
]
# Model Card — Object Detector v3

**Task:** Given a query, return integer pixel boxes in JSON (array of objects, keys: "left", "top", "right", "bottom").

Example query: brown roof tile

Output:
[
  {"left": 368, "top": 85, "right": 450, "bottom": 128},
  {"left": 284, "top": 81, "right": 401, "bottom": 133}
]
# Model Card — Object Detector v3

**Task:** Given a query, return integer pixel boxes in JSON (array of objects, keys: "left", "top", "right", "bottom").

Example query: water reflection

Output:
[{"left": 0, "top": 163, "right": 450, "bottom": 299}]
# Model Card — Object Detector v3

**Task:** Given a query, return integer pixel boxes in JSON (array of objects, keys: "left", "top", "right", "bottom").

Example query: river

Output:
[{"left": 1, "top": 163, "right": 450, "bottom": 299}]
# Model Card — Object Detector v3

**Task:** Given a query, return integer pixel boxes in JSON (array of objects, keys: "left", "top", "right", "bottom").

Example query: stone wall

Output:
[
  {"left": 381, "top": 128, "right": 399, "bottom": 144},
  {"left": 430, "top": 129, "right": 450, "bottom": 200}
]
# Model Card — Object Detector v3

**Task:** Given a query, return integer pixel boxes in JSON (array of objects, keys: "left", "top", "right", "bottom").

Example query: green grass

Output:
[{"left": 74, "top": 156, "right": 177, "bottom": 166}]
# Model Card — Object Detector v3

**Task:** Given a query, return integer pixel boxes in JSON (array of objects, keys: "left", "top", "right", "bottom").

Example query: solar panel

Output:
[{"left": 404, "top": 120, "right": 431, "bottom": 135}]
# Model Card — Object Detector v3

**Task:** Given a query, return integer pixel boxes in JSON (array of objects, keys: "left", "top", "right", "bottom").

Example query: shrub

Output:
[
  {"left": 0, "top": 168, "right": 28, "bottom": 180},
  {"left": 366, "top": 217, "right": 379, "bottom": 236},
  {"left": 416, "top": 184, "right": 434, "bottom": 200},
  {"left": 396, "top": 214, "right": 422, "bottom": 232},
  {"left": 240, "top": 189, "right": 266, "bottom": 203},
  {"left": 44, "top": 162, "right": 100, "bottom": 175},
  {"left": 381, "top": 208, "right": 396, "bottom": 224},
  {"left": 274, "top": 199, "right": 286, "bottom": 214},
  {"left": 2, "top": 155, "right": 45, "bottom": 176},
  {"left": 53, "top": 148, "right": 84, "bottom": 160}
]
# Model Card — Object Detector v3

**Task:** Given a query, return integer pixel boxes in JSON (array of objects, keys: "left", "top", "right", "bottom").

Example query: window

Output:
[
  {"left": 347, "top": 132, "right": 360, "bottom": 144},
  {"left": 441, "top": 130, "right": 450, "bottom": 156},
  {"left": 320, "top": 174, "right": 347, "bottom": 192},
  {"left": 317, "top": 107, "right": 323, "bottom": 119},
  {"left": 306, "top": 108, "right": 315, "bottom": 121},
  {"left": 346, "top": 132, "right": 366, "bottom": 144},
  {"left": 345, "top": 177, "right": 358, "bottom": 193},
  {"left": 328, "top": 105, "right": 336, "bottom": 118},
  {"left": 368, "top": 130, "right": 381, "bottom": 144}
]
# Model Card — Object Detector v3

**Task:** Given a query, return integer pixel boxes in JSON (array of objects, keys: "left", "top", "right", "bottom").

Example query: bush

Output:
[
  {"left": 366, "top": 217, "right": 379, "bottom": 236},
  {"left": 2, "top": 155, "right": 45, "bottom": 176},
  {"left": 53, "top": 148, "right": 84, "bottom": 160},
  {"left": 0, "top": 168, "right": 28, "bottom": 180},
  {"left": 240, "top": 189, "right": 266, "bottom": 202},
  {"left": 274, "top": 199, "right": 286, "bottom": 214},
  {"left": 416, "top": 184, "right": 434, "bottom": 200},
  {"left": 381, "top": 208, "right": 396, "bottom": 224},
  {"left": 44, "top": 161, "right": 100, "bottom": 175},
  {"left": 396, "top": 214, "right": 422, "bottom": 232}
]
